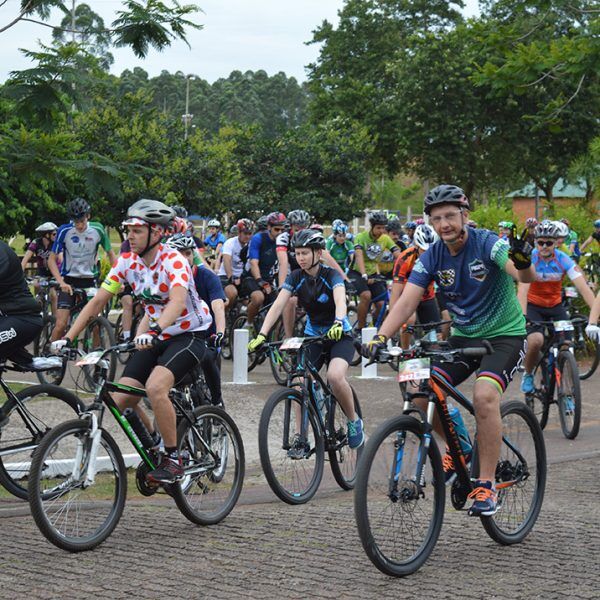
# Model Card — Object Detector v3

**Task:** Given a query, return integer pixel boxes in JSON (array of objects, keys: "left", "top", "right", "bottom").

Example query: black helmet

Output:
[
  {"left": 368, "top": 211, "right": 388, "bottom": 226},
  {"left": 256, "top": 215, "right": 269, "bottom": 231},
  {"left": 67, "top": 197, "right": 91, "bottom": 219},
  {"left": 424, "top": 185, "right": 469, "bottom": 215},
  {"left": 386, "top": 219, "right": 402, "bottom": 234},
  {"left": 124, "top": 199, "right": 175, "bottom": 226},
  {"left": 172, "top": 205, "right": 188, "bottom": 219},
  {"left": 292, "top": 228, "right": 326, "bottom": 249}
]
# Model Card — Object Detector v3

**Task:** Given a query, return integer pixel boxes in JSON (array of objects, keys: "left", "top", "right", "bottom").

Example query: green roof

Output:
[{"left": 507, "top": 178, "right": 587, "bottom": 199}]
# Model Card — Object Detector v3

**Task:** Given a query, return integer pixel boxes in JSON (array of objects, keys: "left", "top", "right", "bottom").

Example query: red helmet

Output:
[
  {"left": 526, "top": 217, "right": 538, "bottom": 227},
  {"left": 236, "top": 218, "right": 254, "bottom": 233},
  {"left": 266, "top": 212, "right": 287, "bottom": 226},
  {"left": 167, "top": 216, "right": 188, "bottom": 236}
]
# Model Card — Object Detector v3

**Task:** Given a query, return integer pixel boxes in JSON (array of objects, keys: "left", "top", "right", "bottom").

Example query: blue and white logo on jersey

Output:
[
  {"left": 468, "top": 259, "right": 489, "bottom": 282},
  {"left": 317, "top": 293, "right": 329, "bottom": 303}
]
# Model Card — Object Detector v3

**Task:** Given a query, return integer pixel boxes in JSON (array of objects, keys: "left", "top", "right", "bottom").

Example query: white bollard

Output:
[
  {"left": 361, "top": 327, "right": 378, "bottom": 378},
  {"left": 232, "top": 328, "right": 249, "bottom": 384}
]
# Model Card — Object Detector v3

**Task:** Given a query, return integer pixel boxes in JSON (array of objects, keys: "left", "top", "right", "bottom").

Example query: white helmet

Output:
[
  {"left": 207, "top": 218, "right": 221, "bottom": 228},
  {"left": 35, "top": 222, "right": 58, "bottom": 233},
  {"left": 552, "top": 221, "right": 569, "bottom": 238},
  {"left": 413, "top": 224, "right": 437, "bottom": 250}
]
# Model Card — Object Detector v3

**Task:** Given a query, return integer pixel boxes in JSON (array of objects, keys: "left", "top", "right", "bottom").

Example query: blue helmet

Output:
[
  {"left": 595, "top": 219, "right": 600, "bottom": 228},
  {"left": 405, "top": 221, "right": 417, "bottom": 230},
  {"left": 332, "top": 222, "right": 348, "bottom": 235}
]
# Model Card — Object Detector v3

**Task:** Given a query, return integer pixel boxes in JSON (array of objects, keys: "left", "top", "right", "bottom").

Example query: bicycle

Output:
[
  {"left": 562, "top": 286, "right": 599, "bottom": 380},
  {"left": 0, "top": 361, "right": 83, "bottom": 499},
  {"left": 113, "top": 293, "right": 144, "bottom": 364},
  {"left": 35, "top": 287, "right": 116, "bottom": 391},
  {"left": 267, "top": 305, "right": 307, "bottom": 386},
  {"left": 354, "top": 339, "right": 546, "bottom": 577},
  {"left": 258, "top": 335, "right": 363, "bottom": 504},
  {"left": 525, "top": 317, "right": 584, "bottom": 439},
  {"left": 28, "top": 342, "right": 245, "bottom": 552}
]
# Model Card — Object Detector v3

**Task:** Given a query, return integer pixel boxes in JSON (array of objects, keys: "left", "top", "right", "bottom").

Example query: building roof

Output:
[{"left": 507, "top": 178, "right": 587, "bottom": 199}]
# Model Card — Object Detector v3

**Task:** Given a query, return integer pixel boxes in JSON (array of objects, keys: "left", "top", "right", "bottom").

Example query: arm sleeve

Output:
[
  {"left": 166, "top": 255, "right": 192, "bottom": 290},
  {"left": 330, "top": 269, "right": 345, "bottom": 288},
  {"left": 248, "top": 234, "right": 262, "bottom": 260},
  {"left": 221, "top": 238, "right": 234, "bottom": 257},
  {"left": 52, "top": 226, "right": 68, "bottom": 254},
  {"left": 488, "top": 233, "right": 510, "bottom": 269},
  {"left": 100, "top": 225, "right": 111, "bottom": 252},
  {"left": 101, "top": 255, "right": 127, "bottom": 294},
  {"left": 27, "top": 240, "right": 38, "bottom": 252},
  {"left": 281, "top": 270, "right": 297, "bottom": 293},
  {"left": 204, "top": 268, "right": 227, "bottom": 302}
]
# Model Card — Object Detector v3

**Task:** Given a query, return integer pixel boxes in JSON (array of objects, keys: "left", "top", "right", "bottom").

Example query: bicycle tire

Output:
[
  {"left": 527, "top": 359, "right": 550, "bottom": 430},
  {"left": 348, "top": 313, "right": 362, "bottom": 367},
  {"left": 76, "top": 315, "right": 117, "bottom": 393},
  {"left": 33, "top": 315, "right": 67, "bottom": 386},
  {"left": 29, "top": 419, "right": 127, "bottom": 552},
  {"left": 0, "top": 384, "right": 83, "bottom": 499},
  {"left": 327, "top": 386, "right": 363, "bottom": 490},
  {"left": 479, "top": 401, "right": 546, "bottom": 545},
  {"left": 173, "top": 405, "right": 244, "bottom": 525},
  {"left": 268, "top": 320, "right": 296, "bottom": 386},
  {"left": 571, "top": 312, "right": 600, "bottom": 380},
  {"left": 354, "top": 414, "right": 445, "bottom": 577},
  {"left": 258, "top": 387, "right": 324, "bottom": 504},
  {"left": 557, "top": 350, "right": 582, "bottom": 439}
]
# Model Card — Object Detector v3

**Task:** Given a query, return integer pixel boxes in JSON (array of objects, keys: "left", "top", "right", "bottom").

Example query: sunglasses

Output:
[
  {"left": 271, "top": 227, "right": 284, "bottom": 233},
  {"left": 536, "top": 240, "right": 554, "bottom": 247}
]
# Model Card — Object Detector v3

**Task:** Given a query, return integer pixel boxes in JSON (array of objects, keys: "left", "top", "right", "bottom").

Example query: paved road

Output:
[{"left": 1, "top": 359, "right": 599, "bottom": 598}]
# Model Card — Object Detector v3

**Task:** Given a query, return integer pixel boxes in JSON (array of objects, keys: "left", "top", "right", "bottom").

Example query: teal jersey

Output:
[{"left": 326, "top": 238, "right": 354, "bottom": 270}]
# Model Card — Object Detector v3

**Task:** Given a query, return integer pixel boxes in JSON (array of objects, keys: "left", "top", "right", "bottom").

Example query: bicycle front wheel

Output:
[
  {"left": 258, "top": 388, "right": 324, "bottom": 504},
  {"left": 480, "top": 401, "right": 546, "bottom": 545},
  {"left": 526, "top": 360, "right": 550, "bottom": 430},
  {"left": 173, "top": 406, "right": 245, "bottom": 525},
  {"left": 0, "top": 384, "right": 83, "bottom": 500},
  {"left": 354, "top": 415, "right": 445, "bottom": 577},
  {"left": 29, "top": 419, "right": 127, "bottom": 552},
  {"left": 327, "top": 386, "right": 363, "bottom": 490},
  {"left": 572, "top": 313, "right": 599, "bottom": 380},
  {"left": 557, "top": 350, "right": 582, "bottom": 439}
]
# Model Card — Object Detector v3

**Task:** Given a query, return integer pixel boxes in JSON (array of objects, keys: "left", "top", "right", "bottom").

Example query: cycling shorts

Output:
[
  {"left": 57, "top": 276, "right": 97, "bottom": 310},
  {"left": 526, "top": 303, "right": 568, "bottom": 336},
  {"left": 417, "top": 297, "right": 441, "bottom": 325},
  {"left": 304, "top": 335, "right": 355, "bottom": 371},
  {"left": 432, "top": 335, "right": 525, "bottom": 395},
  {"left": 0, "top": 314, "right": 43, "bottom": 365},
  {"left": 123, "top": 332, "right": 207, "bottom": 386},
  {"left": 347, "top": 269, "right": 387, "bottom": 299}
]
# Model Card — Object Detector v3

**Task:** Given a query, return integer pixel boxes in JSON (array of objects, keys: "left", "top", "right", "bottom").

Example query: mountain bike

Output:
[
  {"left": 563, "top": 286, "right": 599, "bottom": 380},
  {"left": 258, "top": 336, "right": 363, "bottom": 504},
  {"left": 525, "top": 318, "right": 584, "bottom": 439},
  {"left": 354, "top": 340, "right": 546, "bottom": 577},
  {"left": 113, "top": 294, "right": 144, "bottom": 365},
  {"left": 0, "top": 361, "right": 83, "bottom": 499},
  {"left": 35, "top": 287, "right": 116, "bottom": 391},
  {"left": 28, "top": 342, "right": 245, "bottom": 552},
  {"left": 267, "top": 306, "right": 306, "bottom": 386}
]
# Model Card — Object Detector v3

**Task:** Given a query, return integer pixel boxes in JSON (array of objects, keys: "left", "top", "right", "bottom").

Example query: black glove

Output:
[
  {"left": 361, "top": 334, "right": 388, "bottom": 361},
  {"left": 209, "top": 332, "right": 224, "bottom": 349},
  {"left": 508, "top": 227, "right": 533, "bottom": 270}
]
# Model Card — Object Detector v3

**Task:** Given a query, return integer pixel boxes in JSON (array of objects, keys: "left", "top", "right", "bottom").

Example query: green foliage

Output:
[
  {"left": 370, "top": 175, "right": 421, "bottom": 213},
  {"left": 468, "top": 203, "right": 515, "bottom": 233},
  {"left": 556, "top": 204, "right": 595, "bottom": 239}
]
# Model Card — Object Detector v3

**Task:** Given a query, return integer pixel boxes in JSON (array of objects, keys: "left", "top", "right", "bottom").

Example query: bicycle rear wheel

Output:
[
  {"left": 354, "top": 415, "right": 445, "bottom": 577},
  {"left": 173, "top": 406, "right": 244, "bottom": 525},
  {"left": 557, "top": 350, "right": 581, "bottom": 439},
  {"left": 327, "top": 387, "right": 363, "bottom": 490},
  {"left": 0, "top": 384, "right": 83, "bottom": 500},
  {"left": 75, "top": 316, "right": 116, "bottom": 393},
  {"left": 572, "top": 313, "right": 599, "bottom": 380},
  {"left": 258, "top": 388, "right": 324, "bottom": 504},
  {"left": 526, "top": 360, "right": 550, "bottom": 430},
  {"left": 29, "top": 419, "right": 127, "bottom": 552},
  {"left": 480, "top": 401, "right": 546, "bottom": 545},
  {"left": 33, "top": 315, "right": 67, "bottom": 386}
]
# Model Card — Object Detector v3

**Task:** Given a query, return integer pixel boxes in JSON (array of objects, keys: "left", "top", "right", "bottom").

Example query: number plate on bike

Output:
[
  {"left": 397, "top": 358, "right": 431, "bottom": 382},
  {"left": 280, "top": 337, "right": 304, "bottom": 350},
  {"left": 553, "top": 320, "right": 574, "bottom": 332},
  {"left": 564, "top": 287, "right": 578, "bottom": 298},
  {"left": 75, "top": 350, "right": 104, "bottom": 366}
]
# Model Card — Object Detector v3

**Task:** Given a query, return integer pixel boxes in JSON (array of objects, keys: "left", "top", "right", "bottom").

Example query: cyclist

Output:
[
  {"left": 579, "top": 219, "right": 600, "bottom": 252},
  {"left": 167, "top": 233, "right": 226, "bottom": 407},
  {"left": 204, "top": 218, "right": 226, "bottom": 270},
  {"left": 363, "top": 184, "right": 535, "bottom": 517},
  {"left": 218, "top": 218, "right": 254, "bottom": 311},
  {"left": 560, "top": 218, "right": 580, "bottom": 259},
  {"left": 255, "top": 215, "right": 269, "bottom": 232},
  {"left": 385, "top": 219, "right": 407, "bottom": 252},
  {"left": 553, "top": 220, "right": 569, "bottom": 248},
  {"left": 404, "top": 221, "right": 416, "bottom": 246},
  {"left": 52, "top": 199, "right": 213, "bottom": 484},
  {"left": 47, "top": 198, "right": 115, "bottom": 342},
  {"left": 498, "top": 220, "right": 514, "bottom": 240},
  {"left": 21, "top": 222, "right": 59, "bottom": 314},
  {"left": 518, "top": 221, "right": 595, "bottom": 394},
  {"left": 326, "top": 221, "right": 355, "bottom": 272},
  {"left": 524, "top": 217, "right": 538, "bottom": 246},
  {"left": 350, "top": 211, "right": 401, "bottom": 329},
  {"left": 242, "top": 211, "right": 286, "bottom": 332},
  {"left": 390, "top": 224, "right": 441, "bottom": 347},
  {"left": 248, "top": 228, "right": 364, "bottom": 449}
]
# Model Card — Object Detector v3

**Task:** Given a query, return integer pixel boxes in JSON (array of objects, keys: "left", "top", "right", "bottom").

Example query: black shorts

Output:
[
  {"left": 0, "top": 314, "right": 42, "bottom": 365},
  {"left": 417, "top": 297, "right": 441, "bottom": 325},
  {"left": 304, "top": 335, "right": 355, "bottom": 371},
  {"left": 57, "top": 276, "right": 96, "bottom": 310},
  {"left": 123, "top": 332, "right": 207, "bottom": 386},
  {"left": 347, "top": 269, "right": 388, "bottom": 300},
  {"left": 432, "top": 335, "right": 525, "bottom": 394},
  {"left": 526, "top": 303, "right": 568, "bottom": 335}
]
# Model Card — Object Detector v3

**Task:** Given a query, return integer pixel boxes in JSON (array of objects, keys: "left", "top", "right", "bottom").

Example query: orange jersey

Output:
[{"left": 392, "top": 247, "right": 435, "bottom": 301}]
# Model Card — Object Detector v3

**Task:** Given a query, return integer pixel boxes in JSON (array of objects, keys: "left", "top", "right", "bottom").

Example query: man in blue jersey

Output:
[
  {"left": 48, "top": 198, "right": 116, "bottom": 341},
  {"left": 364, "top": 184, "right": 536, "bottom": 517}
]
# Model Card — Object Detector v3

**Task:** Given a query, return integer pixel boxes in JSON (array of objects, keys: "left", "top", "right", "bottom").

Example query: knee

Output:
[
  {"left": 251, "top": 291, "right": 263, "bottom": 305},
  {"left": 473, "top": 384, "right": 500, "bottom": 416},
  {"left": 359, "top": 291, "right": 371, "bottom": 302}
]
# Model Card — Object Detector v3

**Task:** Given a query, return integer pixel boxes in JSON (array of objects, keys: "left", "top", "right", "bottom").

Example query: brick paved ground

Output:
[{"left": 1, "top": 360, "right": 599, "bottom": 599}]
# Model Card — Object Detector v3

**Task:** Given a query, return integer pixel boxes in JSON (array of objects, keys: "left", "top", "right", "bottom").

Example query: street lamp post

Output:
[{"left": 182, "top": 74, "right": 195, "bottom": 140}]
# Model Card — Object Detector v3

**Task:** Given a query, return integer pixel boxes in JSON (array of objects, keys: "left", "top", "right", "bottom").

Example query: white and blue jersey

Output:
[
  {"left": 52, "top": 221, "right": 111, "bottom": 279},
  {"left": 408, "top": 228, "right": 525, "bottom": 338},
  {"left": 204, "top": 232, "right": 226, "bottom": 250}
]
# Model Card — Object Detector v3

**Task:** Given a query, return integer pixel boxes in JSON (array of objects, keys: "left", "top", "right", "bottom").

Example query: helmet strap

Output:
[{"left": 139, "top": 225, "right": 161, "bottom": 259}]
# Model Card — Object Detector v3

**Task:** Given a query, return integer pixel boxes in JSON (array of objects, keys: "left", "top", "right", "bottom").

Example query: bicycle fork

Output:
[{"left": 71, "top": 414, "right": 102, "bottom": 488}]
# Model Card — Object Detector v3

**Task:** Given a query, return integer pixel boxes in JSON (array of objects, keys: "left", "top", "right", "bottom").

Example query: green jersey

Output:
[
  {"left": 354, "top": 231, "right": 397, "bottom": 275},
  {"left": 326, "top": 238, "right": 354, "bottom": 270}
]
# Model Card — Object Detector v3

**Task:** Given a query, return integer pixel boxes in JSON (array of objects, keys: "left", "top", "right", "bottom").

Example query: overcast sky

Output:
[{"left": 0, "top": 0, "right": 480, "bottom": 83}]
